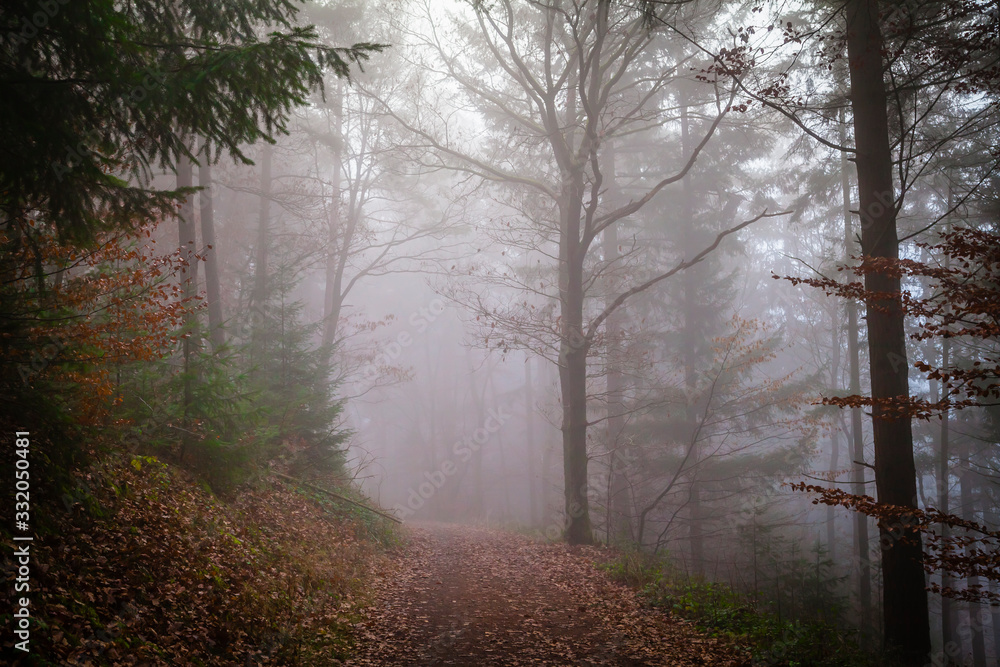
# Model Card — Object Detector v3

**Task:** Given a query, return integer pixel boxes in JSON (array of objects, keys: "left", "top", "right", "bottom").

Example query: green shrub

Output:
[{"left": 601, "top": 553, "right": 886, "bottom": 666}]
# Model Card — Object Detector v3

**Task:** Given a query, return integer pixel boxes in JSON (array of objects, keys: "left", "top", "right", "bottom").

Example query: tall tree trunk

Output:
[
  {"left": 177, "top": 142, "right": 197, "bottom": 459},
  {"left": 323, "top": 79, "right": 345, "bottom": 348},
  {"left": 603, "top": 141, "right": 630, "bottom": 544},
  {"left": 199, "top": 139, "right": 225, "bottom": 351},
  {"left": 957, "top": 391, "right": 987, "bottom": 666},
  {"left": 557, "top": 117, "right": 593, "bottom": 544},
  {"left": 604, "top": 258, "right": 630, "bottom": 544},
  {"left": 555, "top": 0, "right": 615, "bottom": 546},
  {"left": 827, "top": 310, "right": 842, "bottom": 562},
  {"left": 841, "top": 108, "right": 874, "bottom": 641},
  {"left": 845, "top": 0, "right": 929, "bottom": 661},
  {"left": 679, "top": 97, "right": 704, "bottom": 575},
  {"left": 934, "top": 370, "right": 955, "bottom": 654},
  {"left": 178, "top": 149, "right": 199, "bottom": 299},
  {"left": 525, "top": 353, "right": 540, "bottom": 526},
  {"left": 254, "top": 144, "right": 272, "bottom": 311},
  {"left": 559, "top": 219, "right": 592, "bottom": 544},
  {"left": 252, "top": 142, "right": 273, "bottom": 365},
  {"left": 542, "top": 358, "right": 559, "bottom": 525},
  {"left": 930, "top": 225, "right": 954, "bottom": 651}
]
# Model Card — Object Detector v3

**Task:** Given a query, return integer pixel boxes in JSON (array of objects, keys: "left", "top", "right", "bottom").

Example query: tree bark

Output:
[
  {"left": 559, "top": 195, "right": 593, "bottom": 544},
  {"left": 323, "top": 79, "right": 345, "bottom": 349},
  {"left": 679, "top": 97, "right": 704, "bottom": 575},
  {"left": 957, "top": 395, "right": 987, "bottom": 666},
  {"left": 177, "top": 142, "right": 197, "bottom": 460},
  {"left": 845, "top": 0, "right": 929, "bottom": 661},
  {"left": 603, "top": 142, "right": 630, "bottom": 544},
  {"left": 198, "top": 139, "right": 225, "bottom": 351},
  {"left": 841, "top": 107, "right": 874, "bottom": 641}
]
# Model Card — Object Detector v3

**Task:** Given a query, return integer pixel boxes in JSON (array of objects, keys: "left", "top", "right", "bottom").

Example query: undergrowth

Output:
[
  {"left": 2, "top": 454, "right": 392, "bottom": 665},
  {"left": 601, "top": 551, "right": 888, "bottom": 667}
]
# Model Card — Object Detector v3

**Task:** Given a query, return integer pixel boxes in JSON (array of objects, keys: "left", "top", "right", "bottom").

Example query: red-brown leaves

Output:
[
  {"left": 791, "top": 483, "right": 1000, "bottom": 604},
  {"left": 6, "top": 220, "right": 199, "bottom": 425},
  {"left": 349, "top": 524, "right": 747, "bottom": 666},
  {"left": 780, "top": 226, "right": 1000, "bottom": 419},
  {"left": 5, "top": 457, "right": 379, "bottom": 665}
]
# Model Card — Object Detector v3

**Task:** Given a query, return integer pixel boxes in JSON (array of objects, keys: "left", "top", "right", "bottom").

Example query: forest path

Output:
[{"left": 347, "top": 522, "right": 745, "bottom": 666}]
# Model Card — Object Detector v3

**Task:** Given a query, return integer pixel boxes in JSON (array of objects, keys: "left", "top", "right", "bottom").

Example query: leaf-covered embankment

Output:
[{"left": 2, "top": 455, "right": 392, "bottom": 665}]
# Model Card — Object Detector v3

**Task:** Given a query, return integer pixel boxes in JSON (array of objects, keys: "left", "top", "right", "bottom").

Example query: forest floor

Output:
[{"left": 347, "top": 522, "right": 748, "bottom": 666}]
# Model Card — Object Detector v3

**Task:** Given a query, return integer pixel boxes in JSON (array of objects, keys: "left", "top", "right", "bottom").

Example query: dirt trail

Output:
[{"left": 348, "top": 523, "right": 745, "bottom": 666}]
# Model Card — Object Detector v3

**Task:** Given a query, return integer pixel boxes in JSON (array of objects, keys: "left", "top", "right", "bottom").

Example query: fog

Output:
[{"left": 143, "top": 0, "right": 998, "bottom": 660}]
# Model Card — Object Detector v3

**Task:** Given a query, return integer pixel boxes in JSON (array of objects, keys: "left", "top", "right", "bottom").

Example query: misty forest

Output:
[{"left": 2, "top": 0, "right": 999, "bottom": 665}]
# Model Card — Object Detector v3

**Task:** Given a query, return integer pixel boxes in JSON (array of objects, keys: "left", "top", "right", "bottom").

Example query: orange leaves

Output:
[
  {"left": 781, "top": 226, "right": 1000, "bottom": 418},
  {"left": 791, "top": 483, "right": 1000, "bottom": 604},
  {"left": 351, "top": 524, "right": 746, "bottom": 666},
  {"left": 7, "top": 220, "right": 199, "bottom": 425}
]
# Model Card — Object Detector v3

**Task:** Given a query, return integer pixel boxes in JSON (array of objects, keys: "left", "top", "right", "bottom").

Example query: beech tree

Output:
[
  {"left": 384, "top": 0, "right": 786, "bottom": 544},
  {"left": 720, "top": 0, "right": 1000, "bottom": 659}
]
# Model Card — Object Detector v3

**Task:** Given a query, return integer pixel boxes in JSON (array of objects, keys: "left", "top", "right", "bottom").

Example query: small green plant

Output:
[
  {"left": 599, "top": 549, "right": 663, "bottom": 588},
  {"left": 602, "top": 552, "right": 886, "bottom": 666}
]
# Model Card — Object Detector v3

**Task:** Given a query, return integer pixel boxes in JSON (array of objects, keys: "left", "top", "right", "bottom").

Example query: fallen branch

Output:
[{"left": 273, "top": 472, "right": 403, "bottom": 524}]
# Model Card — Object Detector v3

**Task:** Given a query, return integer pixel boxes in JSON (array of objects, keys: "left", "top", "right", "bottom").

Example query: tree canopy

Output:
[{"left": 0, "top": 0, "right": 382, "bottom": 244}]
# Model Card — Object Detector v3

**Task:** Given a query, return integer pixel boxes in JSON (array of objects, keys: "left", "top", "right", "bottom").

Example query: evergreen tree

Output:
[
  {"left": 0, "top": 0, "right": 377, "bottom": 474},
  {"left": 0, "top": 0, "right": 382, "bottom": 243}
]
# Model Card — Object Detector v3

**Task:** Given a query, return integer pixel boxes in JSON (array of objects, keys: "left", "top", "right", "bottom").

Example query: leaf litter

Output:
[{"left": 348, "top": 523, "right": 748, "bottom": 666}]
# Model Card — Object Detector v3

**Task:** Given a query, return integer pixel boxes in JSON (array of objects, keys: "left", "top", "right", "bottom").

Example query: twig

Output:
[{"left": 272, "top": 472, "right": 402, "bottom": 524}]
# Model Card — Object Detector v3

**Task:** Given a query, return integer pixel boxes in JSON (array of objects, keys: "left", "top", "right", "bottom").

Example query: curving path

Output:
[{"left": 347, "top": 522, "right": 746, "bottom": 666}]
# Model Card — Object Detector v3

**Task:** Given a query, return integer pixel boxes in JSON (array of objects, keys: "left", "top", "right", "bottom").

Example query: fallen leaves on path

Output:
[{"left": 348, "top": 523, "right": 748, "bottom": 666}]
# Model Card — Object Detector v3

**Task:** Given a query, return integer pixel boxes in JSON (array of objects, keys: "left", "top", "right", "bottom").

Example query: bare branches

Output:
[
  {"left": 586, "top": 85, "right": 738, "bottom": 244},
  {"left": 585, "top": 209, "right": 791, "bottom": 346}
]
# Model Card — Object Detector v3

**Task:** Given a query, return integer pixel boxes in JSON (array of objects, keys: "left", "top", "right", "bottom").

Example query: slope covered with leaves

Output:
[{"left": 2, "top": 455, "right": 389, "bottom": 665}]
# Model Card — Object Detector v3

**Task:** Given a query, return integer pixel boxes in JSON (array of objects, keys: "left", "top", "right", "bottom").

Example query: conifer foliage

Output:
[
  {"left": 0, "top": 0, "right": 382, "bottom": 243},
  {"left": 0, "top": 0, "right": 375, "bottom": 468}
]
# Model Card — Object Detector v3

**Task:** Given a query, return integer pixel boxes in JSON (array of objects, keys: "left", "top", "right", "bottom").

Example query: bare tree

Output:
[{"left": 381, "top": 0, "right": 786, "bottom": 543}]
